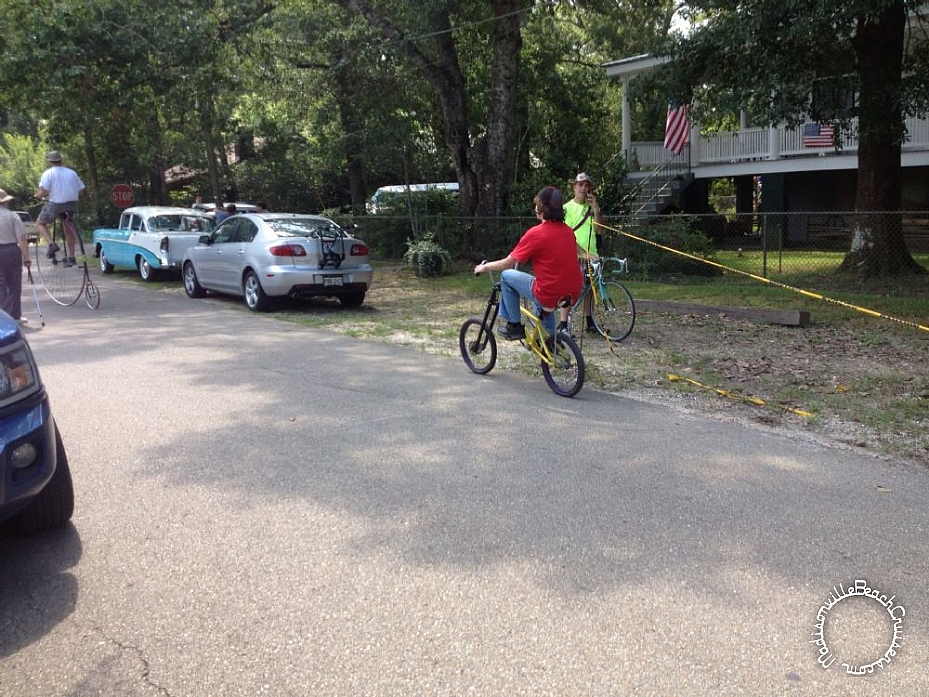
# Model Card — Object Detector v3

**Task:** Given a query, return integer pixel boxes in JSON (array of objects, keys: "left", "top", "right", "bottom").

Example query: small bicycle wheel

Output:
[
  {"left": 33, "top": 228, "right": 86, "bottom": 307},
  {"left": 591, "top": 280, "right": 636, "bottom": 343},
  {"left": 541, "top": 332, "right": 585, "bottom": 398},
  {"left": 85, "top": 276, "right": 101, "bottom": 309},
  {"left": 459, "top": 318, "right": 497, "bottom": 374}
]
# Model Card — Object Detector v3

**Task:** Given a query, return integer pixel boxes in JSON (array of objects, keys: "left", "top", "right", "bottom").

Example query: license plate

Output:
[{"left": 323, "top": 276, "right": 343, "bottom": 287}]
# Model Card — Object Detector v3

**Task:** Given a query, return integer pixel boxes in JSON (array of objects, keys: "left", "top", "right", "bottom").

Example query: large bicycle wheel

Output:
[
  {"left": 541, "top": 332, "right": 585, "bottom": 397},
  {"left": 459, "top": 318, "right": 497, "bottom": 374},
  {"left": 591, "top": 280, "right": 635, "bottom": 343},
  {"left": 33, "top": 221, "right": 85, "bottom": 306}
]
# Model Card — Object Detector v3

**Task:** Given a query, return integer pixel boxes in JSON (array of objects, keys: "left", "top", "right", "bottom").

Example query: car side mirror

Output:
[{"left": 198, "top": 234, "right": 211, "bottom": 245}]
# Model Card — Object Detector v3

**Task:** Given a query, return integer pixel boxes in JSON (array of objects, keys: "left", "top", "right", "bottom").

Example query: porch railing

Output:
[{"left": 630, "top": 116, "right": 929, "bottom": 169}]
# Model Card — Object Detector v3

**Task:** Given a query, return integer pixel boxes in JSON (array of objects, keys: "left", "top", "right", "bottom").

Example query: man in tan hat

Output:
[
  {"left": 0, "top": 189, "right": 32, "bottom": 323},
  {"left": 563, "top": 172, "right": 604, "bottom": 331},
  {"left": 35, "top": 150, "right": 85, "bottom": 264}
]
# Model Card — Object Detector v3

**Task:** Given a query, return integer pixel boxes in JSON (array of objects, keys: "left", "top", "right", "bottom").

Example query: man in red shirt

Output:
[{"left": 474, "top": 186, "right": 582, "bottom": 339}]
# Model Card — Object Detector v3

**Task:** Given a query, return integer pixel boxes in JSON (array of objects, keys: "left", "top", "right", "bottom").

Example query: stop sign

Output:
[{"left": 110, "top": 184, "right": 134, "bottom": 208}]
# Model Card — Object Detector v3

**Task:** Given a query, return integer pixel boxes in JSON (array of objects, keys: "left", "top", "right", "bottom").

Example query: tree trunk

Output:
[
  {"left": 332, "top": 51, "right": 368, "bottom": 216},
  {"left": 841, "top": 0, "right": 925, "bottom": 277},
  {"left": 474, "top": 0, "right": 523, "bottom": 217},
  {"left": 333, "top": 0, "right": 525, "bottom": 218},
  {"left": 200, "top": 98, "right": 223, "bottom": 206},
  {"left": 80, "top": 129, "right": 104, "bottom": 225}
]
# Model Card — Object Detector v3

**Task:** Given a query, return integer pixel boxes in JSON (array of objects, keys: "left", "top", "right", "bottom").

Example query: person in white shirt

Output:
[
  {"left": 35, "top": 150, "right": 85, "bottom": 263},
  {"left": 0, "top": 189, "right": 32, "bottom": 323}
]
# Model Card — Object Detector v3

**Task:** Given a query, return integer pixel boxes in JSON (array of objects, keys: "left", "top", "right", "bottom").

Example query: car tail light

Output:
[
  {"left": 269, "top": 244, "right": 307, "bottom": 257},
  {"left": 160, "top": 236, "right": 169, "bottom": 252},
  {"left": 350, "top": 243, "right": 369, "bottom": 256}
]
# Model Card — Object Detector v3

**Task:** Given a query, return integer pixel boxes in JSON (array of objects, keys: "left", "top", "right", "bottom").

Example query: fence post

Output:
[{"left": 761, "top": 214, "right": 768, "bottom": 278}]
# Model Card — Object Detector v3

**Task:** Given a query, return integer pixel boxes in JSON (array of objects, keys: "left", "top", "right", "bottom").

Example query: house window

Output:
[{"left": 810, "top": 78, "right": 858, "bottom": 121}]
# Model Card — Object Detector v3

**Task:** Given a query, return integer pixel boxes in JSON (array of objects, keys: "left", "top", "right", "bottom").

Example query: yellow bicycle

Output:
[{"left": 459, "top": 267, "right": 585, "bottom": 397}]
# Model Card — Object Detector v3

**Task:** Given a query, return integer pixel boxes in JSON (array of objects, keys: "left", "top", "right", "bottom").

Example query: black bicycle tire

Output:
[
  {"left": 591, "top": 280, "right": 636, "bottom": 343},
  {"left": 33, "top": 218, "right": 85, "bottom": 306},
  {"left": 85, "top": 276, "right": 101, "bottom": 309},
  {"left": 459, "top": 318, "right": 497, "bottom": 375},
  {"left": 541, "top": 332, "right": 585, "bottom": 397}
]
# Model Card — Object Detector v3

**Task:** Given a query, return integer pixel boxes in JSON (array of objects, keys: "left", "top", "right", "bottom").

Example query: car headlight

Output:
[{"left": 0, "top": 340, "right": 40, "bottom": 408}]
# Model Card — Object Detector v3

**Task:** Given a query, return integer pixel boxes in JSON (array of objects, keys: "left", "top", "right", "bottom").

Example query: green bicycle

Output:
[
  {"left": 569, "top": 256, "right": 635, "bottom": 343},
  {"left": 460, "top": 267, "right": 585, "bottom": 398}
]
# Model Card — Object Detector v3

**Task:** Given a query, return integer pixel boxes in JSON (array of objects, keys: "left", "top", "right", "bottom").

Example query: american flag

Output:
[
  {"left": 802, "top": 122, "right": 834, "bottom": 148},
  {"left": 664, "top": 100, "right": 691, "bottom": 155}
]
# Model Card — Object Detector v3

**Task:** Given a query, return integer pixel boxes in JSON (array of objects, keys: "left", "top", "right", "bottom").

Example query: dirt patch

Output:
[{"left": 283, "top": 265, "right": 928, "bottom": 468}]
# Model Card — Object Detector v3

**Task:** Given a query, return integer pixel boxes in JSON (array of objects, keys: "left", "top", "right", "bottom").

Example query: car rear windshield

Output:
[
  {"left": 152, "top": 215, "right": 213, "bottom": 232},
  {"left": 267, "top": 219, "right": 345, "bottom": 238}
]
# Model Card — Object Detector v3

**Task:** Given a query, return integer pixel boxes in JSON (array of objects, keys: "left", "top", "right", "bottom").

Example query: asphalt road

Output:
[{"left": 1, "top": 272, "right": 926, "bottom": 696}]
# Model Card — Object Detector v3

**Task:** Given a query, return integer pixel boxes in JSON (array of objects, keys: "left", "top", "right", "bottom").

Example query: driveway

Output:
[{"left": 1, "top": 275, "right": 926, "bottom": 695}]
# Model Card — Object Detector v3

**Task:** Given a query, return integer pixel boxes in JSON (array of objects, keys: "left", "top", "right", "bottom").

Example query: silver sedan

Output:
[{"left": 182, "top": 213, "right": 373, "bottom": 311}]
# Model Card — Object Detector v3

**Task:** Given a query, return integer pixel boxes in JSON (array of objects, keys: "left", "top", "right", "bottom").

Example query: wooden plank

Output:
[{"left": 635, "top": 299, "right": 811, "bottom": 327}]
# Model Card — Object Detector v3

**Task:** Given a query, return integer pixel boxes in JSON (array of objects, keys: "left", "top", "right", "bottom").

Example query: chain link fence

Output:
[{"left": 348, "top": 211, "right": 929, "bottom": 279}]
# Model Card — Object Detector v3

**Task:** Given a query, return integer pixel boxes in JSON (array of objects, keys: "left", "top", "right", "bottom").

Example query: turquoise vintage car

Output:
[{"left": 92, "top": 206, "right": 215, "bottom": 281}]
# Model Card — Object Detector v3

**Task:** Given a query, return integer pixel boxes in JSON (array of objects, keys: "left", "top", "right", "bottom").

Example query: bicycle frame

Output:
[
  {"left": 459, "top": 267, "right": 585, "bottom": 397},
  {"left": 578, "top": 256, "right": 628, "bottom": 310},
  {"left": 32, "top": 208, "right": 100, "bottom": 309},
  {"left": 470, "top": 271, "right": 556, "bottom": 363}
]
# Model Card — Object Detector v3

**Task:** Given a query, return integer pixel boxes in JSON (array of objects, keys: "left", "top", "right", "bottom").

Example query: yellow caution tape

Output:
[
  {"left": 668, "top": 374, "right": 815, "bottom": 418},
  {"left": 602, "top": 223, "right": 929, "bottom": 334}
]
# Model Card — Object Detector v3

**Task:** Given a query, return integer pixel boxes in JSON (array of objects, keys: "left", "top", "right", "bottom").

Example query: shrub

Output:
[
  {"left": 634, "top": 217, "right": 722, "bottom": 278},
  {"left": 403, "top": 232, "right": 453, "bottom": 277}
]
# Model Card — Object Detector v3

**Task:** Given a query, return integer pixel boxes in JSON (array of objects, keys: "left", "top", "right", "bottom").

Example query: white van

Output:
[{"left": 367, "top": 182, "right": 459, "bottom": 213}]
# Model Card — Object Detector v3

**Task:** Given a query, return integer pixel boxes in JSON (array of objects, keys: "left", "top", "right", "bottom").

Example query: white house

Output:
[{"left": 604, "top": 53, "right": 929, "bottom": 246}]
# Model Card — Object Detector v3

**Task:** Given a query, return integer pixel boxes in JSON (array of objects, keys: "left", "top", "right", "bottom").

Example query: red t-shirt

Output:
[{"left": 510, "top": 219, "right": 583, "bottom": 308}]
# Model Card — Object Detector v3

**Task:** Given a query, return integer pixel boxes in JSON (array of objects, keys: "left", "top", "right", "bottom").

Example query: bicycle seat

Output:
[{"left": 540, "top": 296, "right": 574, "bottom": 313}]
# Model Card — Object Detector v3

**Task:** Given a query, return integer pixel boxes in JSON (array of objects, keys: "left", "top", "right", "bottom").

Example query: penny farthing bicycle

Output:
[{"left": 31, "top": 209, "right": 100, "bottom": 309}]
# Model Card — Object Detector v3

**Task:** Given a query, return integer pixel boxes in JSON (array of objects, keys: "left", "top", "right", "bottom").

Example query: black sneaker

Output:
[
  {"left": 557, "top": 321, "right": 574, "bottom": 338},
  {"left": 497, "top": 322, "right": 525, "bottom": 341},
  {"left": 64, "top": 256, "right": 76, "bottom": 267},
  {"left": 46, "top": 242, "right": 60, "bottom": 259},
  {"left": 585, "top": 317, "right": 598, "bottom": 333}
]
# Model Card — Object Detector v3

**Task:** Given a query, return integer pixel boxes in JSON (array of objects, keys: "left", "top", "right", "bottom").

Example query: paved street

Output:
[{"left": 1, "top": 272, "right": 926, "bottom": 696}]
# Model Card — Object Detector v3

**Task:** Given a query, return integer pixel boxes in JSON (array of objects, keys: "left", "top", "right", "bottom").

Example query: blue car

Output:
[{"left": 0, "top": 312, "right": 73, "bottom": 533}]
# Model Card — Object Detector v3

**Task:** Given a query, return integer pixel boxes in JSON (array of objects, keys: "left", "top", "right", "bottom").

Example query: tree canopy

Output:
[
  {"left": 0, "top": 0, "right": 924, "bottom": 274},
  {"left": 642, "top": 0, "right": 929, "bottom": 275}
]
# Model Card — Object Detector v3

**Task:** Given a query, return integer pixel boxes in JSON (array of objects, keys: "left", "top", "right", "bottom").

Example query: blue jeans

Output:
[{"left": 499, "top": 269, "right": 556, "bottom": 334}]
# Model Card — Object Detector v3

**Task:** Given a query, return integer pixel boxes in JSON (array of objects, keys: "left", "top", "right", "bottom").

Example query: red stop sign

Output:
[{"left": 110, "top": 184, "right": 135, "bottom": 208}]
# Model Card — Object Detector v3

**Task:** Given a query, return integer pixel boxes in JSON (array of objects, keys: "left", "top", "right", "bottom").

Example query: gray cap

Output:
[{"left": 46, "top": 151, "right": 63, "bottom": 163}]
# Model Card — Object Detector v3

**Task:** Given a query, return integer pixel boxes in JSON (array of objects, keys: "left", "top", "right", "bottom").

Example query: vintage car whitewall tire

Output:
[
  {"left": 99, "top": 248, "right": 114, "bottom": 274},
  {"left": 138, "top": 256, "right": 157, "bottom": 282}
]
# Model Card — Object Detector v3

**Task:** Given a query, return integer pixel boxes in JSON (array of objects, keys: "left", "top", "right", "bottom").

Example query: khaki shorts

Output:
[{"left": 38, "top": 201, "right": 78, "bottom": 224}]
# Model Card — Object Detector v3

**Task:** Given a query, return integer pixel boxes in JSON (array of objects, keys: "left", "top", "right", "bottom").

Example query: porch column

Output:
[
  {"left": 768, "top": 124, "right": 780, "bottom": 160},
  {"left": 621, "top": 78, "right": 632, "bottom": 161},
  {"left": 688, "top": 116, "right": 700, "bottom": 168}
]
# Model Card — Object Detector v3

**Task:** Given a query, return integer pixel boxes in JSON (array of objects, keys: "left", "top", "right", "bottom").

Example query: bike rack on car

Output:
[{"left": 317, "top": 228, "right": 345, "bottom": 269}]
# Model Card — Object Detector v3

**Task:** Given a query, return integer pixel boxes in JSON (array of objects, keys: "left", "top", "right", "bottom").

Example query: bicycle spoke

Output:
[
  {"left": 85, "top": 276, "right": 101, "bottom": 309},
  {"left": 34, "top": 241, "right": 85, "bottom": 306},
  {"left": 541, "top": 333, "right": 585, "bottom": 397},
  {"left": 32, "top": 216, "right": 94, "bottom": 307},
  {"left": 592, "top": 281, "right": 635, "bottom": 342}
]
